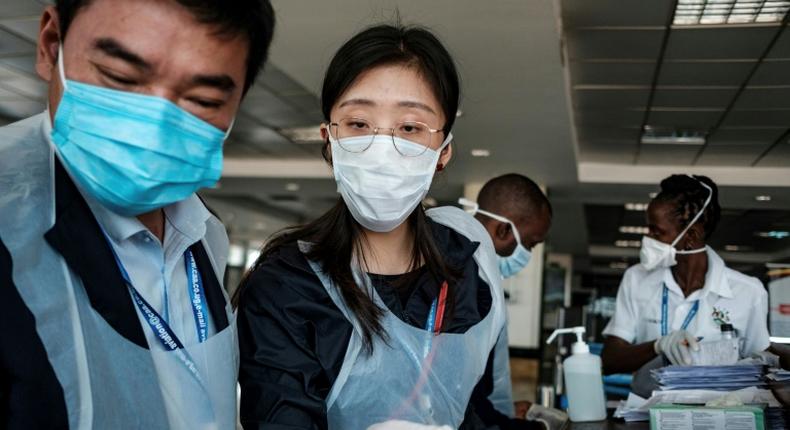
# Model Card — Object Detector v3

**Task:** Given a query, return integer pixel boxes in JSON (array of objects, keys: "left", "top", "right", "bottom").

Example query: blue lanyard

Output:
[
  {"left": 661, "top": 284, "right": 699, "bottom": 336},
  {"left": 103, "top": 233, "right": 211, "bottom": 346},
  {"left": 184, "top": 251, "right": 210, "bottom": 343},
  {"left": 425, "top": 299, "right": 438, "bottom": 331}
]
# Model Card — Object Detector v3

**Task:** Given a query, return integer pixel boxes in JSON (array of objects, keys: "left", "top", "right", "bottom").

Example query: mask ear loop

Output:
[
  {"left": 672, "top": 175, "right": 713, "bottom": 254},
  {"left": 458, "top": 198, "right": 523, "bottom": 248},
  {"left": 57, "top": 44, "right": 68, "bottom": 92},
  {"left": 223, "top": 116, "right": 236, "bottom": 140}
]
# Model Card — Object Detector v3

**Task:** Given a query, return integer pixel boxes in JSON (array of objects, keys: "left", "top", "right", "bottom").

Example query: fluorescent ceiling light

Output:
[
  {"left": 615, "top": 240, "right": 641, "bottom": 248},
  {"left": 674, "top": 0, "right": 790, "bottom": 26},
  {"left": 755, "top": 195, "right": 772, "bottom": 201},
  {"left": 725, "top": 244, "right": 741, "bottom": 251},
  {"left": 619, "top": 226, "right": 650, "bottom": 235},
  {"left": 279, "top": 125, "right": 323, "bottom": 144},
  {"left": 641, "top": 129, "right": 706, "bottom": 145},
  {"left": 471, "top": 149, "right": 491, "bottom": 157},
  {"left": 625, "top": 202, "right": 649, "bottom": 211},
  {"left": 757, "top": 230, "right": 790, "bottom": 239}
]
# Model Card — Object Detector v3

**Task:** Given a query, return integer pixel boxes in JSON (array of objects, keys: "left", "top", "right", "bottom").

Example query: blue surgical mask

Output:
[
  {"left": 50, "top": 45, "right": 232, "bottom": 216},
  {"left": 498, "top": 243, "right": 531, "bottom": 279},
  {"left": 458, "top": 198, "right": 533, "bottom": 278}
]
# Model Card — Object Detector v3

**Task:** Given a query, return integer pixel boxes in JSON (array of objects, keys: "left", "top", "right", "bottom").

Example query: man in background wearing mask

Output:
[
  {"left": 462, "top": 174, "right": 565, "bottom": 430},
  {"left": 0, "top": 1, "right": 274, "bottom": 428}
]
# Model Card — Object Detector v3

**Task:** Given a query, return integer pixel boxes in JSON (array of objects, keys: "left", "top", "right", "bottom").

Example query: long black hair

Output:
[
  {"left": 233, "top": 23, "right": 462, "bottom": 352},
  {"left": 653, "top": 174, "right": 721, "bottom": 240}
]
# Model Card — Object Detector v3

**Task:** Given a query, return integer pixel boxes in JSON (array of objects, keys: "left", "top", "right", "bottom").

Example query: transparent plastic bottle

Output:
[{"left": 546, "top": 327, "right": 607, "bottom": 422}]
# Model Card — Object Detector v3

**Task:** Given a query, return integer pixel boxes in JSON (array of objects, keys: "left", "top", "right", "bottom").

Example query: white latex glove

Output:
[
  {"left": 526, "top": 404, "right": 569, "bottom": 430},
  {"left": 366, "top": 420, "right": 452, "bottom": 430},
  {"left": 654, "top": 329, "right": 700, "bottom": 365}
]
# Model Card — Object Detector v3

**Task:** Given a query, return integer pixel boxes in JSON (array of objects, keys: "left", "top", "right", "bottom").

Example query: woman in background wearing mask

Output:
[
  {"left": 234, "top": 24, "right": 514, "bottom": 429},
  {"left": 601, "top": 174, "right": 769, "bottom": 376}
]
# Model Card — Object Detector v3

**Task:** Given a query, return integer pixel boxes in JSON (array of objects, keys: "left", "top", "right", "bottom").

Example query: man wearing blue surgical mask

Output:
[
  {"left": 0, "top": 1, "right": 274, "bottom": 428},
  {"left": 461, "top": 174, "right": 562, "bottom": 430}
]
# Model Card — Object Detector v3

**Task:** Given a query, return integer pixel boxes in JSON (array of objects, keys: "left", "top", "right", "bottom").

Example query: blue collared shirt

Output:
[{"left": 84, "top": 192, "right": 222, "bottom": 349}]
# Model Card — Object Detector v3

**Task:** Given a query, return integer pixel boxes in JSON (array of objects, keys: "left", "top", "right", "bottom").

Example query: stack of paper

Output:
[
  {"left": 651, "top": 364, "right": 766, "bottom": 391},
  {"left": 766, "top": 368, "right": 790, "bottom": 382}
]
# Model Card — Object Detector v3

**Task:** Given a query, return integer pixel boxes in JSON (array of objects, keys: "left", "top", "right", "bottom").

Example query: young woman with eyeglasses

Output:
[{"left": 234, "top": 24, "right": 522, "bottom": 429}]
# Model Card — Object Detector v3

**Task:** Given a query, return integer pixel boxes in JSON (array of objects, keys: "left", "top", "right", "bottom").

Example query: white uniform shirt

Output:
[{"left": 603, "top": 247, "right": 770, "bottom": 355}]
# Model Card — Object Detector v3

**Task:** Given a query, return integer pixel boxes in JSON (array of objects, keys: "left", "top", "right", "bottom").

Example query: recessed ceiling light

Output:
[
  {"left": 625, "top": 202, "right": 649, "bottom": 211},
  {"left": 470, "top": 149, "right": 491, "bottom": 157},
  {"left": 756, "top": 231, "right": 790, "bottom": 239},
  {"left": 615, "top": 240, "right": 642, "bottom": 248},
  {"left": 673, "top": 0, "right": 790, "bottom": 26},
  {"left": 755, "top": 195, "right": 772, "bottom": 202},
  {"left": 619, "top": 226, "right": 650, "bottom": 235},
  {"left": 285, "top": 182, "right": 300, "bottom": 192}
]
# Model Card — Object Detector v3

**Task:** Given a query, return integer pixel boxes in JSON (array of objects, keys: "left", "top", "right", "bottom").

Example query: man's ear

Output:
[
  {"left": 495, "top": 221, "right": 511, "bottom": 241},
  {"left": 36, "top": 7, "right": 61, "bottom": 83}
]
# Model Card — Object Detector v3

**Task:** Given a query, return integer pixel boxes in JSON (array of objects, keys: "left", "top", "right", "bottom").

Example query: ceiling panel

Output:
[
  {"left": 566, "top": 29, "right": 664, "bottom": 60},
  {"left": 646, "top": 110, "right": 721, "bottom": 129},
  {"left": 657, "top": 61, "right": 754, "bottom": 86},
  {"left": 723, "top": 109, "right": 790, "bottom": 127},
  {"left": 574, "top": 108, "right": 643, "bottom": 127},
  {"left": 651, "top": 88, "right": 737, "bottom": 108},
  {"left": 561, "top": 0, "right": 673, "bottom": 28},
  {"left": 578, "top": 126, "right": 639, "bottom": 141},
  {"left": 0, "top": 27, "right": 35, "bottom": 55},
  {"left": 0, "top": 1, "right": 47, "bottom": 19},
  {"left": 664, "top": 26, "right": 778, "bottom": 60},
  {"left": 0, "top": 54, "right": 36, "bottom": 74},
  {"left": 695, "top": 143, "right": 770, "bottom": 166},
  {"left": 573, "top": 88, "right": 650, "bottom": 109},
  {"left": 0, "top": 17, "right": 40, "bottom": 43},
  {"left": 737, "top": 87, "right": 790, "bottom": 108},
  {"left": 578, "top": 141, "right": 637, "bottom": 164},
  {"left": 766, "top": 27, "right": 790, "bottom": 59},
  {"left": 750, "top": 60, "right": 790, "bottom": 85},
  {"left": 637, "top": 145, "right": 699, "bottom": 165},
  {"left": 708, "top": 127, "right": 784, "bottom": 144},
  {"left": 570, "top": 61, "right": 656, "bottom": 85},
  {"left": 755, "top": 141, "right": 790, "bottom": 167}
]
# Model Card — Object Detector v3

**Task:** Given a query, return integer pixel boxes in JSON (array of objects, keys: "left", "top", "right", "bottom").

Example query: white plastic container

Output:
[{"left": 546, "top": 327, "right": 607, "bottom": 422}]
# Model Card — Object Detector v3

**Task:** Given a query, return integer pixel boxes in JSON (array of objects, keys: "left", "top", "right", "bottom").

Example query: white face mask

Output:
[
  {"left": 639, "top": 177, "right": 713, "bottom": 271},
  {"left": 330, "top": 132, "right": 452, "bottom": 232}
]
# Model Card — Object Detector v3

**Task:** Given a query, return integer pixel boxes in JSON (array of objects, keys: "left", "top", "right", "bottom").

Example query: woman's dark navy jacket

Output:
[{"left": 237, "top": 218, "right": 538, "bottom": 430}]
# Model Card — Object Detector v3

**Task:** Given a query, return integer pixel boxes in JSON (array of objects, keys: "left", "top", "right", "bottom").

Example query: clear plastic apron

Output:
[
  {"left": 489, "top": 323, "right": 516, "bottom": 417},
  {"left": 0, "top": 114, "right": 238, "bottom": 429},
  {"left": 300, "top": 206, "right": 506, "bottom": 429}
]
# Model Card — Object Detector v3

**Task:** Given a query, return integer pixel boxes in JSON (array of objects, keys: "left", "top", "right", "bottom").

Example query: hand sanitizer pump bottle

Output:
[{"left": 546, "top": 327, "right": 607, "bottom": 422}]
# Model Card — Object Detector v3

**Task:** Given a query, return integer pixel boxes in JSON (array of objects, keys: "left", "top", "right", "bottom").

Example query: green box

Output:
[{"left": 649, "top": 403, "right": 766, "bottom": 430}]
